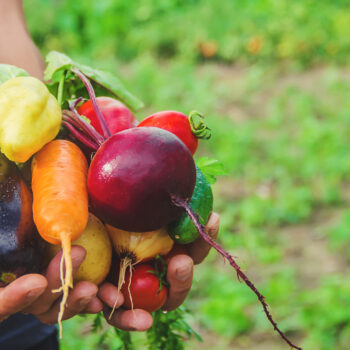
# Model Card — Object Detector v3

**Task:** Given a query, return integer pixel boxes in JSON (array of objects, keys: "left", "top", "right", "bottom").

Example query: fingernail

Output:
[
  {"left": 176, "top": 264, "right": 192, "bottom": 281},
  {"left": 26, "top": 287, "right": 45, "bottom": 299},
  {"left": 79, "top": 296, "right": 92, "bottom": 307},
  {"left": 208, "top": 212, "right": 219, "bottom": 226}
]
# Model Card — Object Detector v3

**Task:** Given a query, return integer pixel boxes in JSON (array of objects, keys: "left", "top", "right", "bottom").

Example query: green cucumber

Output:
[{"left": 168, "top": 165, "right": 213, "bottom": 244}]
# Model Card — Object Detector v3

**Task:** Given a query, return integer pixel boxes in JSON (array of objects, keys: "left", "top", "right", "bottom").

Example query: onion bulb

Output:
[
  {"left": 106, "top": 225, "right": 174, "bottom": 263},
  {"left": 105, "top": 225, "right": 174, "bottom": 316}
]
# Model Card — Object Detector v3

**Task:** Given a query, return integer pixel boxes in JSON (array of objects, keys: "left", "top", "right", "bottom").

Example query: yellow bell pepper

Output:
[{"left": 0, "top": 76, "right": 61, "bottom": 162}]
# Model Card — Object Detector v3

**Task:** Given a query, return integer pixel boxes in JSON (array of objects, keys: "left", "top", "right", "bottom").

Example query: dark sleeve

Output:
[{"left": 0, "top": 314, "right": 56, "bottom": 350}]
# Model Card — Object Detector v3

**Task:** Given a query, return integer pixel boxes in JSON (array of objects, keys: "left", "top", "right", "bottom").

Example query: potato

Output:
[{"left": 48, "top": 213, "right": 112, "bottom": 285}]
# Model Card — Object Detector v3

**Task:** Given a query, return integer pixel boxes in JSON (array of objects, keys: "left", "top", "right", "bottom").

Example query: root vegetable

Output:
[
  {"left": 105, "top": 225, "right": 173, "bottom": 316},
  {"left": 32, "top": 139, "right": 89, "bottom": 337},
  {"left": 88, "top": 127, "right": 196, "bottom": 232}
]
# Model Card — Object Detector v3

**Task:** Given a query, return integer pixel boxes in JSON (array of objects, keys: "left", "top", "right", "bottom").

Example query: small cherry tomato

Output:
[{"left": 121, "top": 263, "right": 168, "bottom": 312}]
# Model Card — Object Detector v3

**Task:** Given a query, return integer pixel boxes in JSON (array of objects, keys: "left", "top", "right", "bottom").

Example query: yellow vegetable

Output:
[
  {"left": 105, "top": 225, "right": 174, "bottom": 317},
  {"left": 106, "top": 225, "right": 174, "bottom": 264},
  {"left": 0, "top": 77, "right": 61, "bottom": 162},
  {"left": 48, "top": 214, "right": 112, "bottom": 285}
]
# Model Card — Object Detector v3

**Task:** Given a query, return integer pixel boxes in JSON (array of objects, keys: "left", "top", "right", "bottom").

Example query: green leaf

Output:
[
  {"left": 0, "top": 64, "right": 29, "bottom": 85},
  {"left": 44, "top": 51, "right": 144, "bottom": 111},
  {"left": 114, "top": 328, "right": 134, "bottom": 350},
  {"left": 92, "top": 313, "right": 103, "bottom": 332},
  {"left": 146, "top": 307, "right": 202, "bottom": 349},
  {"left": 44, "top": 51, "right": 73, "bottom": 83},
  {"left": 196, "top": 156, "right": 228, "bottom": 184}
]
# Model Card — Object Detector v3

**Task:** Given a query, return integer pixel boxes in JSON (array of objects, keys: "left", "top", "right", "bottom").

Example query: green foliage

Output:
[
  {"left": 61, "top": 308, "right": 199, "bottom": 350},
  {"left": 146, "top": 308, "right": 202, "bottom": 350},
  {"left": 45, "top": 51, "right": 143, "bottom": 110},
  {"left": 301, "top": 276, "right": 350, "bottom": 350},
  {"left": 196, "top": 157, "right": 227, "bottom": 184},
  {"left": 327, "top": 210, "right": 350, "bottom": 259},
  {"left": 197, "top": 272, "right": 256, "bottom": 337},
  {"left": 25, "top": 0, "right": 350, "bottom": 67}
]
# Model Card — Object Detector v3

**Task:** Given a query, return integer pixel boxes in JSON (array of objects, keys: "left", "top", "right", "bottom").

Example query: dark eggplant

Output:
[{"left": 0, "top": 153, "right": 44, "bottom": 287}]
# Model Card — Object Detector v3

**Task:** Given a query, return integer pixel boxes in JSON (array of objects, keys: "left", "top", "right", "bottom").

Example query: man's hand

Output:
[
  {"left": 0, "top": 274, "right": 47, "bottom": 323},
  {"left": 22, "top": 246, "right": 102, "bottom": 324},
  {"left": 99, "top": 212, "right": 220, "bottom": 331},
  {"left": 0, "top": 246, "right": 102, "bottom": 324}
]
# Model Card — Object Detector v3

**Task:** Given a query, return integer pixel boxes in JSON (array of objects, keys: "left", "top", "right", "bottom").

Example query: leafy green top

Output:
[
  {"left": 91, "top": 306, "right": 201, "bottom": 350},
  {"left": 196, "top": 156, "right": 227, "bottom": 184},
  {"left": 146, "top": 308, "right": 202, "bottom": 350},
  {"left": 44, "top": 51, "right": 144, "bottom": 111}
]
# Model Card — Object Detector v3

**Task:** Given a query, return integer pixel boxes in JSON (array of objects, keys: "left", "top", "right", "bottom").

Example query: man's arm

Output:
[{"left": 0, "top": 0, "right": 45, "bottom": 79}]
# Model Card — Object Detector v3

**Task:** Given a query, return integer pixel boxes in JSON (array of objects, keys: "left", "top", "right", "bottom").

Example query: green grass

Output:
[
  {"left": 25, "top": 0, "right": 350, "bottom": 67},
  {"left": 23, "top": 1, "right": 350, "bottom": 349}
]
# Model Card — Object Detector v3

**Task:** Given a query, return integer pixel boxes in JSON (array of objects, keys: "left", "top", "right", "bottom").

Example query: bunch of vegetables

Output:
[{"left": 0, "top": 52, "right": 301, "bottom": 349}]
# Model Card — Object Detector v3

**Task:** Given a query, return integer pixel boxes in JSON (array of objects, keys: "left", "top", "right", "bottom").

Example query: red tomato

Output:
[
  {"left": 78, "top": 97, "right": 136, "bottom": 136},
  {"left": 138, "top": 111, "right": 198, "bottom": 154},
  {"left": 121, "top": 263, "right": 168, "bottom": 312}
]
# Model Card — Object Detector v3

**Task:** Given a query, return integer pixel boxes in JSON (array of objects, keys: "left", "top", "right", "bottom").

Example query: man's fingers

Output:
[
  {"left": 36, "top": 281, "right": 98, "bottom": 324},
  {"left": 103, "top": 307, "right": 153, "bottom": 331},
  {"left": 188, "top": 212, "right": 220, "bottom": 265},
  {"left": 0, "top": 274, "right": 47, "bottom": 321},
  {"left": 81, "top": 296, "right": 103, "bottom": 314},
  {"left": 97, "top": 282, "right": 125, "bottom": 310},
  {"left": 99, "top": 283, "right": 153, "bottom": 331},
  {"left": 23, "top": 246, "right": 86, "bottom": 315},
  {"left": 162, "top": 254, "right": 193, "bottom": 311}
]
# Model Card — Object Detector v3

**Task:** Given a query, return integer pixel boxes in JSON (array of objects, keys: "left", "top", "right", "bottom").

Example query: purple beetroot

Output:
[{"left": 87, "top": 127, "right": 196, "bottom": 231}]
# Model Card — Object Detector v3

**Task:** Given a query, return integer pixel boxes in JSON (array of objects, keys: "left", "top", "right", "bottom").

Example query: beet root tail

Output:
[{"left": 171, "top": 195, "right": 302, "bottom": 350}]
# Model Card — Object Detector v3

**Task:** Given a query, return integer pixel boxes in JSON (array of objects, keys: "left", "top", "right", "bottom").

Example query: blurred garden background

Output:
[{"left": 25, "top": 1, "right": 350, "bottom": 349}]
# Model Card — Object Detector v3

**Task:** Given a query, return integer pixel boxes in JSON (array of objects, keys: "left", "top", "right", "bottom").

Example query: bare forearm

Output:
[{"left": 0, "top": 0, "right": 45, "bottom": 79}]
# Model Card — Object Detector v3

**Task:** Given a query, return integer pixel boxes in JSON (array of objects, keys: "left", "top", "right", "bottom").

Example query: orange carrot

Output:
[{"left": 32, "top": 140, "right": 89, "bottom": 337}]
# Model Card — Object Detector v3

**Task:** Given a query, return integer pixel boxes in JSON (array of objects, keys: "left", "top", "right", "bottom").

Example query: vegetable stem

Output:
[
  {"left": 171, "top": 195, "right": 302, "bottom": 350},
  {"left": 62, "top": 121, "right": 99, "bottom": 151},
  {"left": 189, "top": 111, "right": 211, "bottom": 140},
  {"left": 67, "top": 103, "right": 105, "bottom": 145},
  {"left": 71, "top": 68, "right": 112, "bottom": 139},
  {"left": 57, "top": 73, "right": 65, "bottom": 107}
]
